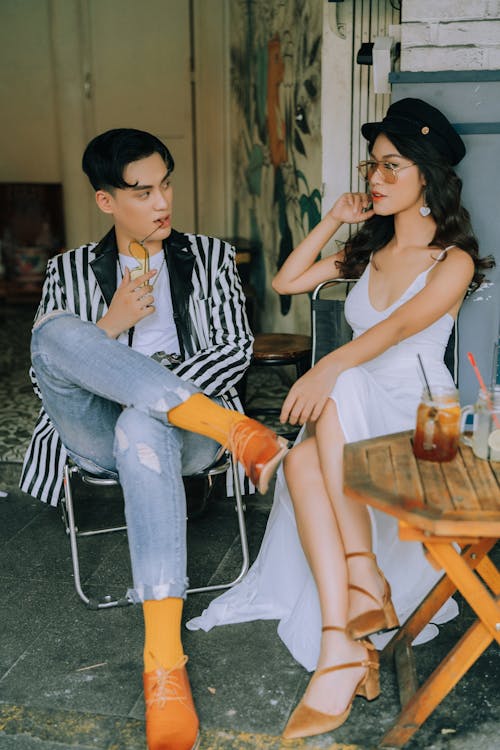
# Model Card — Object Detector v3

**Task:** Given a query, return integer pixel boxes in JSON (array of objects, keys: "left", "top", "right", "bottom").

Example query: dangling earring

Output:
[{"left": 419, "top": 190, "right": 431, "bottom": 217}]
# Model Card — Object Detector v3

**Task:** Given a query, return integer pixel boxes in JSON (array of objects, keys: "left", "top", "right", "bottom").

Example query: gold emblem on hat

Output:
[{"left": 421, "top": 126, "right": 430, "bottom": 135}]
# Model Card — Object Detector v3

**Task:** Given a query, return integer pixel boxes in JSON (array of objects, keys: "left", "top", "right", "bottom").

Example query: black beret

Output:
[{"left": 361, "top": 98, "right": 466, "bottom": 166}]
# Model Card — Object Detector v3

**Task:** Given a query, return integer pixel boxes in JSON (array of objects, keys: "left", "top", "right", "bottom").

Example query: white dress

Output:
[{"left": 187, "top": 256, "right": 459, "bottom": 670}]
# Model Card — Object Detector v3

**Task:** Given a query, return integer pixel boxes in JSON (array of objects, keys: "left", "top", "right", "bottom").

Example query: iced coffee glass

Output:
[{"left": 413, "top": 386, "right": 461, "bottom": 462}]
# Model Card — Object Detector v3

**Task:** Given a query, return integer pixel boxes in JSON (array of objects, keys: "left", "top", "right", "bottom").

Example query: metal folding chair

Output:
[
  {"left": 311, "top": 277, "right": 458, "bottom": 379},
  {"left": 60, "top": 453, "right": 249, "bottom": 609},
  {"left": 311, "top": 278, "right": 356, "bottom": 364}
]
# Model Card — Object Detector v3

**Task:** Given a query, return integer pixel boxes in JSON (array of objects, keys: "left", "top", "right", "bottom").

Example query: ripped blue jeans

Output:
[{"left": 31, "top": 311, "right": 220, "bottom": 601}]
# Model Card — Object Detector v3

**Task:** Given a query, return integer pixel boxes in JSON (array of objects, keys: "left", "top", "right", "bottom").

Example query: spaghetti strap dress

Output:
[{"left": 187, "top": 250, "right": 459, "bottom": 671}]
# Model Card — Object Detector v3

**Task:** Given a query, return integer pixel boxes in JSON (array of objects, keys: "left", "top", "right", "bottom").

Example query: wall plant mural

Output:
[{"left": 230, "top": 0, "right": 322, "bottom": 320}]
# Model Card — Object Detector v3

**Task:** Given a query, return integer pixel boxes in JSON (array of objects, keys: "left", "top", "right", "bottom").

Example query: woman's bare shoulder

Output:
[
  {"left": 429, "top": 246, "right": 475, "bottom": 289},
  {"left": 442, "top": 244, "right": 472, "bottom": 259},
  {"left": 438, "top": 245, "right": 474, "bottom": 271}
]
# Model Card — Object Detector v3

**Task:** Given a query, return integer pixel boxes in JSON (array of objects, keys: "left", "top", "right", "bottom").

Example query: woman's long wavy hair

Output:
[{"left": 335, "top": 132, "right": 494, "bottom": 292}]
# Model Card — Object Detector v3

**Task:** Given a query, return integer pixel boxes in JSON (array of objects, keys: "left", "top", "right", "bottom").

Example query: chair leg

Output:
[
  {"left": 62, "top": 464, "right": 131, "bottom": 610},
  {"left": 296, "top": 353, "right": 311, "bottom": 377},
  {"left": 62, "top": 455, "right": 251, "bottom": 605},
  {"left": 187, "top": 456, "right": 250, "bottom": 595}
]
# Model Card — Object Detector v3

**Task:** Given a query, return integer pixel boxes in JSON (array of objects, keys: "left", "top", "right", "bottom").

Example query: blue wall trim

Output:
[
  {"left": 453, "top": 122, "right": 500, "bottom": 134},
  {"left": 389, "top": 70, "right": 500, "bottom": 83}
]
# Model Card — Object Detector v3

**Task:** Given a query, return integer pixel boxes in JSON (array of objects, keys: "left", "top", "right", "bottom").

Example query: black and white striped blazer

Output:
[{"left": 20, "top": 228, "right": 254, "bottom": 506}]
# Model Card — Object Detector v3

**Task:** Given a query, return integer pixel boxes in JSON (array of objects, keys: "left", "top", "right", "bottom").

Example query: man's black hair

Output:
[{"left": 82, "top": 128, "right": 175, "bottom": 191}]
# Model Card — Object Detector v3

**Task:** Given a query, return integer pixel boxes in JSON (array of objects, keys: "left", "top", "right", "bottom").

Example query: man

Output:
[{"left": 20, "top": 128, "right": 287, "bottom": 750}]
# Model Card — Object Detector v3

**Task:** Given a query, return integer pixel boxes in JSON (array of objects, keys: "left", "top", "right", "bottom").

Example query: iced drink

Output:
[{"left": 413, "top": 388, "right": 461, "bottom": 462}]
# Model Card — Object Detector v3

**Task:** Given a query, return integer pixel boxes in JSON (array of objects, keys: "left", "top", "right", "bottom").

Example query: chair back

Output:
[
  {"left": 444, "top": 321, "right": 458, "bottom": 386},
  {"left": 311, "top": 279, "right": 356, "bottom": 365},
  {"left": 311, "top": 277, "right": 460, "bottom": 385}
]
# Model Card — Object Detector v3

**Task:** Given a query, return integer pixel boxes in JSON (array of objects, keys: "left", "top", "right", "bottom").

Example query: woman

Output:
[{"left": 188, "top": 98, "right": 494, "bottom": 739}]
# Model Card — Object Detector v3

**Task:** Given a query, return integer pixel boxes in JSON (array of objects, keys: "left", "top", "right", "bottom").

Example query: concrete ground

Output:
[
  {"left": 0, "top": 303, "right": 498, "bottom": 749},
  {"left": 0, "top": 457, "right": 498, "bottom": 750}
]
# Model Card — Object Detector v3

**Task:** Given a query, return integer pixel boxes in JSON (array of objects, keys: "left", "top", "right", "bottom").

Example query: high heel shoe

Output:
[
  {"left": 345, "top": 551, "right": 399, "bottom": 640},
  {"left": 282, "top": 627, "right": 380, "bottom": 740}
]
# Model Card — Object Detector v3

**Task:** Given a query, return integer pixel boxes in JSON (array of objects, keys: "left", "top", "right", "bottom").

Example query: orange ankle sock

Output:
[
  {"left": 168, "top": 393, "right": 246, "bottom": 445},
  {"left": 143, "top": 597, "right": 184, "bottom": 673}
]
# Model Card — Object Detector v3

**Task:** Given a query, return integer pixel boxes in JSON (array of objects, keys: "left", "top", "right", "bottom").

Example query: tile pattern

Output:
[{"left": 0, "top": 305, "right": 39, "bottom": 463}]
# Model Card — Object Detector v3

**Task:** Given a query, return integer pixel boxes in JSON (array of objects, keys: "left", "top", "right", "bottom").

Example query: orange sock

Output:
[
  {"left": 168, "top": 393, "right": 246, "bottom": 445},
  {"left": 143, "top": 597, "right": 184, "bottom": 673}
]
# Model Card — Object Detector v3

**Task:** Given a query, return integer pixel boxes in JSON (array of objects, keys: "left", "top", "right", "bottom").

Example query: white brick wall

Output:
[
  {"left": 403, "top": 0, "right": 500, "bottom": 22},
  {"left": 401, "top": 1, "right": 500, "bottom": 71}
]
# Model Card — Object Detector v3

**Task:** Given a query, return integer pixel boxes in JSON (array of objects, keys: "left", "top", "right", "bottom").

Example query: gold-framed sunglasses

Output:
[
  {"left": 357, "top": 160, "right": 416, "bottom": 184},
  {"left": 128, "top": 225, "right": 163, "bottom": 283},
  {"left": 128, "top": 240, "right": 150, "bottom": 283}
]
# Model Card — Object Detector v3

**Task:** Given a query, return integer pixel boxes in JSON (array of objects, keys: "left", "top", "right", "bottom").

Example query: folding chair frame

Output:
[
  {"left": 61, "top": 454, "right": 249, "bottom": 610},
  {"left": 311, "top": 277, "right": 458, "bottom": 380},
  {"left": 311, "top": 279, "right": 356, "bottom": 365}
]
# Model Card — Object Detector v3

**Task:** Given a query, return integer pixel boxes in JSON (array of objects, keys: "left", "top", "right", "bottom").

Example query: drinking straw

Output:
[
  {"left": 417, "top": 353, "right": 433, "bottom": 400},
  {"left": 141, "top": 225, "right": 162, "bottom": 242},
  {"left": 467, "top": 351, "right": 500, "bottom": 429}
]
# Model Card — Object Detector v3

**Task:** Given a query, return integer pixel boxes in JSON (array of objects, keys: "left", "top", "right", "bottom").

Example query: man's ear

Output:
[{"left": 95, "top": 189, "right": 115, "bottom": 215}]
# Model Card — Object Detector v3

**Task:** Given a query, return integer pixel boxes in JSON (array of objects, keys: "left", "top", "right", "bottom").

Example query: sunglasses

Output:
[
  {"left": 128, "top": 224, "right": 162, "bottom": 283},
  {"left": 357, "top": 160, "right": 416, "bottom": 184},
  {"left": 128, "top": 241, "right": 150, "bottom": 283}
]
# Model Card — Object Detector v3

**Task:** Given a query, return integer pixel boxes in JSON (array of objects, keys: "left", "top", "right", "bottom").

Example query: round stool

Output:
[
  {"left": 252, "top": 333, "right": 312, "bottom": 375},
  {"left": 242, "top": 333, "right": 312, "bottom": 440}
]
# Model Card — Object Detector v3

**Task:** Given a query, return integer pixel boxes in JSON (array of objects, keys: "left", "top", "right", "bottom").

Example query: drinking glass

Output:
[
  {"left": 413, "top": 387, "right": 461, "bottom": 462},
  {"left": 461, "top": 386, "right": 500, "bottom": 461}
]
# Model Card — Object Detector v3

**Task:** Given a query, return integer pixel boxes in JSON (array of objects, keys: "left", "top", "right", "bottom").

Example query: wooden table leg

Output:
[
  {"left": 383, "top": 539, "right": 496, "bottom": 658},
  {"left": 380, "top": 617, "right": 494, "bottom": 748},
  {"left": 426, "top": 542, "right": 500, "bottom": 643},
  {"left": 476, "top": 552, "right": 500, "bottom": 595},
  {"left": 380, "top": 539, "right": 500, "bottom": 748}
]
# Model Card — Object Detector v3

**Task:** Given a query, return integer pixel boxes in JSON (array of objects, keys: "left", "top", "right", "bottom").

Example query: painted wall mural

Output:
[{"left": 230, "top": 0, "right": 322, "bottom": 322}]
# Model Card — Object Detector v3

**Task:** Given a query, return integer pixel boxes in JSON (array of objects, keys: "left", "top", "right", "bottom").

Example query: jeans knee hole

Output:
[
  {"left": 174, "top": 387, "right": 192, "bottom": 401},
  {"left": 136, "top": 443, "right": 161, "bottom": 474},
  {"left": 115, "top": 426, "right": 129, "bottom": 452},
  {"left": 154, "top": 397, "right": 171, "bottom": 412}
]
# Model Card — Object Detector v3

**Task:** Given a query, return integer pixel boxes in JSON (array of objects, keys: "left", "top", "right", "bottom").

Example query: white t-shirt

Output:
[{"left": 117, "top": 251, "right": 180, "bottom": 357}]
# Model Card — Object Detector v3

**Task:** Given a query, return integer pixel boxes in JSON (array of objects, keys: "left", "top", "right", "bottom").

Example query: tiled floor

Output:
[{"left": 0, "top": 304, "right": 498, "bottom": 749}]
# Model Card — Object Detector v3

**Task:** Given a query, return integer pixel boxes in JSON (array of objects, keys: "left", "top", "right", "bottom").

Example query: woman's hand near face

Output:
[
  {"left": 328, "top": 192, "right": 375, "bottom": 224},
  {"left": 272, "top": 192, "right": 374, "bottom": 296}
]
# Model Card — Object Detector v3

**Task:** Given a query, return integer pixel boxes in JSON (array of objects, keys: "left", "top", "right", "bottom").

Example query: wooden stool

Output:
[
  {"left": 241, "top": 333, "right": 312, "bottom": 440},
  {"left": 252, "top": 333, "right": 312, "bottom": 374}
]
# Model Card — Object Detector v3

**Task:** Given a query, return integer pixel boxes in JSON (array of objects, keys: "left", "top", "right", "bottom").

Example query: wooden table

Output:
[{"left": 343, "top": 430, "right": 500, "bottom": 748}]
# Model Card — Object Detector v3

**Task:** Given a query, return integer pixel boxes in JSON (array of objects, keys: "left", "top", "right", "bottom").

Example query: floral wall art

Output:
[{"left": 230, "top": 0, "right": 322, "bottom": 329}]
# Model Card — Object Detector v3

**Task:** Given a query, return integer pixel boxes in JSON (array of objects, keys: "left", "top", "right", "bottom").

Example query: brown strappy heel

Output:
[
  {"left": 282, "top": 626, "right": 380, "bottom": 740},
  {"left": 346, "top": 551, "right": 399, "bottom": 640}
]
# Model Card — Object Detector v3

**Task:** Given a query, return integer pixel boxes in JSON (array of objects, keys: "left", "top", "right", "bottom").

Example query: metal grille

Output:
[{"left": 349, "top": 0, "right": 401, "bottom": 196}]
